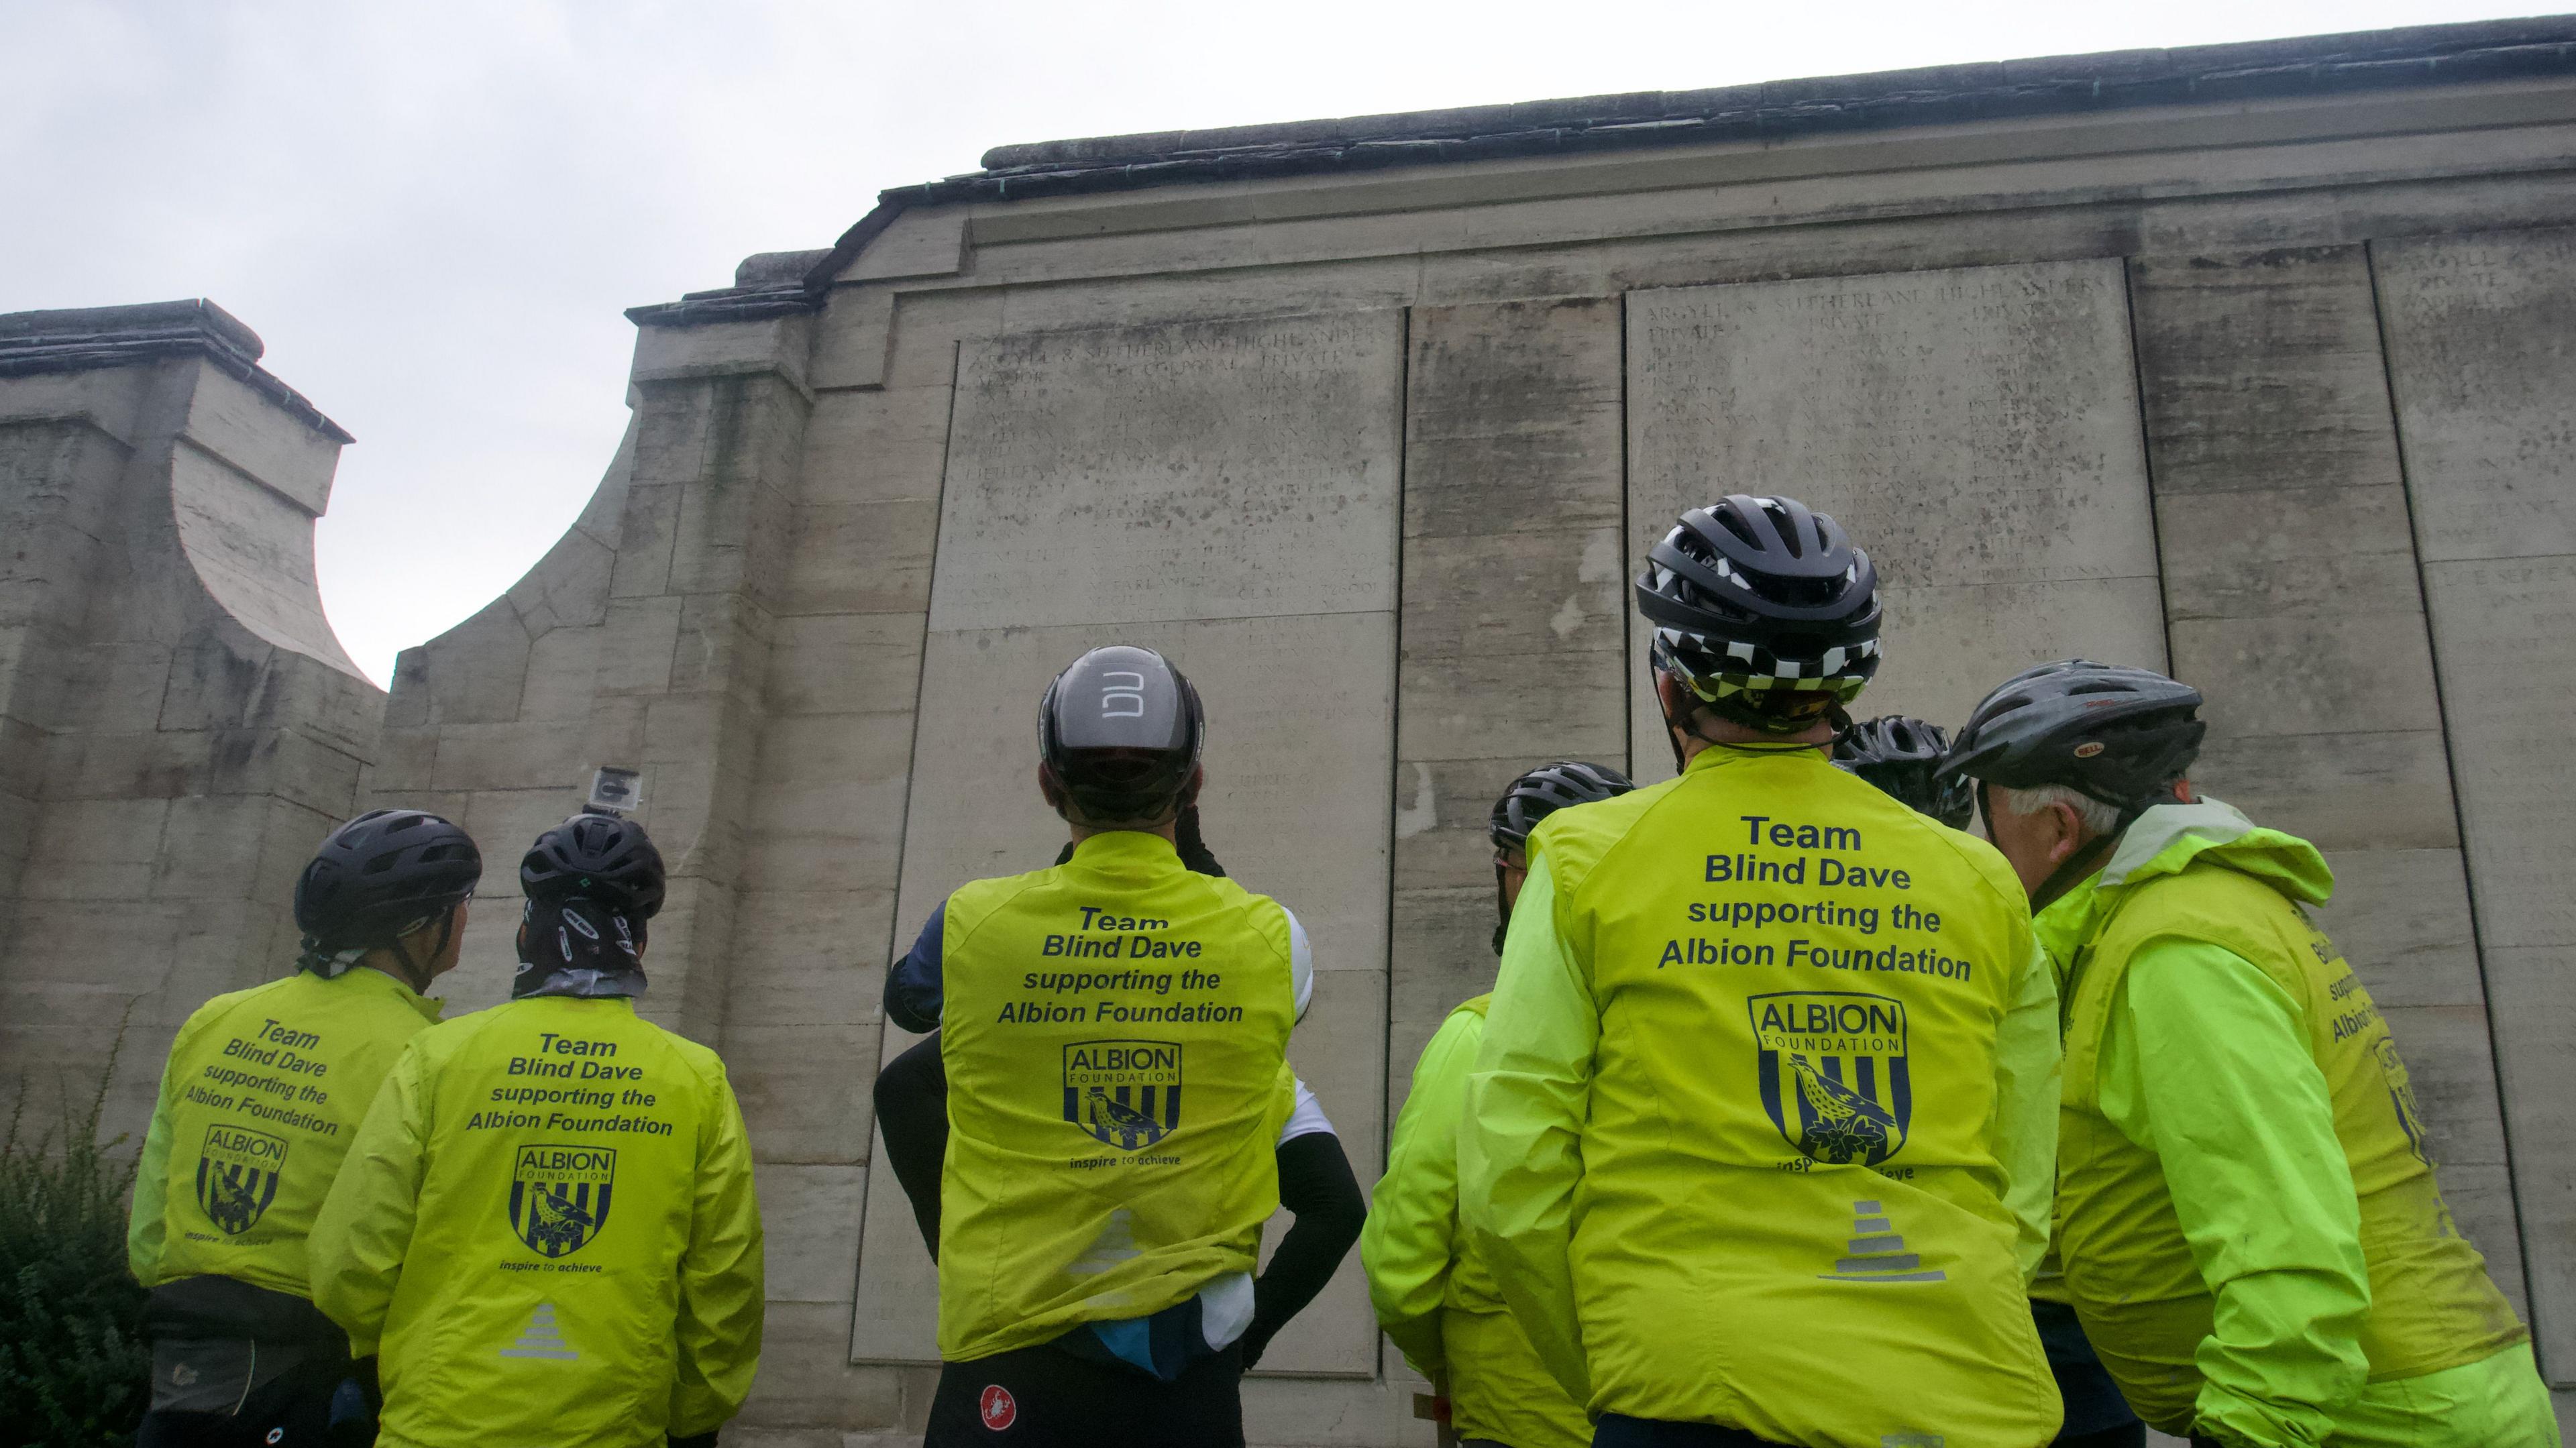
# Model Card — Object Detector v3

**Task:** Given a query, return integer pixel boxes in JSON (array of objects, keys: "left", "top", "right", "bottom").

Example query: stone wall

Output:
[
  {"left": 7, "top": 19, "right": 2576, "bottom": 1443},
  {"left": 0, "top": 301, "right": 378, "bottom": 1137}
]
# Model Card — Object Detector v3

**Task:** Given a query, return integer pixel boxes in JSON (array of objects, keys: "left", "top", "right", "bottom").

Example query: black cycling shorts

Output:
[{"left": 925, "top": 1339, "right": 1244, "bottom": 1448}]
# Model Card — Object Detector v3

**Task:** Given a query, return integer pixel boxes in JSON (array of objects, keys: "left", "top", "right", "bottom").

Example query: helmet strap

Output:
[{"left": 2031, "top": 830, "right": 2118, "bottom": 914}]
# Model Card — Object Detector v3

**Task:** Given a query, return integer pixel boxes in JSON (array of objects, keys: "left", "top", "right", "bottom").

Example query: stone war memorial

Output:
[{"left": 7, "top": 14, "right": 2576, "bottom": 1441}]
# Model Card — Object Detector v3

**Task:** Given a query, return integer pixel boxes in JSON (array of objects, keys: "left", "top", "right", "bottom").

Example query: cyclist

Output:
[
  {"left": 309, "top": 811, "right": 763, "bottom": 1448},
  {"left": 1364, "top": 761, "right": 1633, "bottom": 1448},
  {"left": 126, "top": 809, "right": 477, "bottom": 1447},
  {"left": 1940, "top": 659, "right": 2556, "bottom": 1448},
  {"left": 1460, "top": 496, "right": 2061, "bottom": 1448},
  {"left": 877, "top": 645, "right": 1362, "bottom": 1447}
]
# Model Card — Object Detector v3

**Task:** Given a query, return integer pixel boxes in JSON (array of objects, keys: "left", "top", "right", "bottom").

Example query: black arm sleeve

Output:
[
  {"left": 871, "top": 1032, "right": 950, "bottom": 1260},
  {"left": 1239, "top": 1131, "right": 1365, "bottom": 1369}
]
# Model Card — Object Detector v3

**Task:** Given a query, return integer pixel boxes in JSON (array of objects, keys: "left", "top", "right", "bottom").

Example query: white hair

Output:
[{"left": 1996, "top": 782, "right": 2123, "bottom": 837}]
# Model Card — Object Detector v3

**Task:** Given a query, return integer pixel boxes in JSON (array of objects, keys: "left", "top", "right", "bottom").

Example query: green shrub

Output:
[{"left": 0, "top": 1039, "right": 149, "bottom": 1448}]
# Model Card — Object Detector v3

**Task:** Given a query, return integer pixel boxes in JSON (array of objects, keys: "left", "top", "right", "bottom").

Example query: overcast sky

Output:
[{"left": 3, "top": 0, "right": 2545, "bottom": 683}]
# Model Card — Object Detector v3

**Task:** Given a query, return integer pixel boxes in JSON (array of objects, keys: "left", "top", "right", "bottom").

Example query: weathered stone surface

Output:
[
  {"left": 1392, "top": 296, "right": 1629, "bottom": 1134},
  {"left": 930, "top": 313, "right": 1405, "bottom": 630},
  {"left": 2377, "top": 224, "right": 2576, "bottom": 1380},
  {"left": 1626, "top": 260, "right": 2163, "bottom": 755}
]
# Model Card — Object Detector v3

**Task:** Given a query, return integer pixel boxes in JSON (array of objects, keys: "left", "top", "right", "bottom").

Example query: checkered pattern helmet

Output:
[
  {"left": 1833, "top": 716, "right": 1973, "bottom": 829},
  {"left": 1635, "top": 496, "right": 1882, "bottom": 732},
  {"left": 1489, "top": 761, "right": 1635, "bottom": 853}
]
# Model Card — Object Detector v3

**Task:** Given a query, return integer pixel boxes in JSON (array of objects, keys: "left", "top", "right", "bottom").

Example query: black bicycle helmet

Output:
[
  {"left": 1938, "top": 659, "right": 2206, "bottom": 818},
  {"left": 1038, "top": 645, "right": 1206, "bottom": 824},
  {"left": 1635, "top": 495, "right": 1882, "bottom": 733},
  {"left": 293, "top": 810, "right": 482, "bottom": 966},
  {"left": 1833, "top": 716, "right": 1973, "bottom": 829},
  {"left": 1490, "top": 761, "right": 1635, "bottom": 853},
  {"left": 522, "top": 811, "right": 667, "bottom": 920}
]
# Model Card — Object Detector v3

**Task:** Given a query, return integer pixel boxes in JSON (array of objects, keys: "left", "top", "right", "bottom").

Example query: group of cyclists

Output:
[{"left": 123, "top": 492, "right": 2558, "bottom": 1448}]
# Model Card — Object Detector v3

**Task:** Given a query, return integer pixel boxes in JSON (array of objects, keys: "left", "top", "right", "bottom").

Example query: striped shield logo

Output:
[
  {"left": 1750, "top": 991, "right": 1911, "bottom": 1167},
  {"left": 509, "top": 1144, "right": 616, "bottom": 1258},
  {"left": 1063, "top": 1040, "right": 1183, "bottom": 1150},
  {"left": 196, "top": 1124, "right": 287, "bottom": 1235}
]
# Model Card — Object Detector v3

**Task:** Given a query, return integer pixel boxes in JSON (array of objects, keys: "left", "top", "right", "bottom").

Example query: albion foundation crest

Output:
[
  {"left": 509, "top": 1144, "right": 616, "bottom": 1258},
  {"left": 1063, "top": 1040, "right": 1183, "bottom": 1150},
  {"left": 1750, "top": 991, "right": 1912, "bottom": 1166},
  {"left": 196, "top": 1124, "right": 288, "bottom": 1235}
]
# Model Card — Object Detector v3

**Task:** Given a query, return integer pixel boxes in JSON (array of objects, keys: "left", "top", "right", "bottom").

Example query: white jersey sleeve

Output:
[
  {"left": 1277, "top": 1076, "right": 1336, "bottom": 1146},
  {"left": 1282, "top": 906, "right": 1316, "bottom": 1021}
]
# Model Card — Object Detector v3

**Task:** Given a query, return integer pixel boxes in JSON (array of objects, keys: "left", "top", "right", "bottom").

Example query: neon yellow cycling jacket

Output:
[
  {"left": 2046, "top": 800, "right": 2543, "bottom": 1448},
  {"left": 129, "top": 966, "right": 441, "bottom": 1298},
  {"left": 1364, "top": 996, "right": 1590, "bottom": 1448},
  {"left": 1460, "top": 744, "right": 2062, "bottom": 1448},
  {"left": 934, "top": 831, "right": 1299, "bottom": 1361},
  {"left": 309, "top": 995, "right": 763, "bottom": 1448}
]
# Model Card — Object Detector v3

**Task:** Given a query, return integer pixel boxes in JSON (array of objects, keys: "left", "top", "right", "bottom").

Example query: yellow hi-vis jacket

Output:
[
  {"left": 309, "top": 995, "right": 763, "bottom": 1448},
  {"left": 129, "top": 966, "right": 441, "bottom": 1298},
  {"left": 935, "top": 830, "right": 1300, "bottom": 1362},
  {"left": 1365, "top": 995, "right": 1590, "bottom": 1448},
  {"left": 2045, "top": 801, "right": 2548, "bottom": 1448},
  {"left": 1460, "top": 743, "right": 2063, "bottom": 1448}
]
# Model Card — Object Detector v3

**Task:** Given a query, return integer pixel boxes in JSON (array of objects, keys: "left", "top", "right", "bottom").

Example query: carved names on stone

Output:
[
  {"left": 1623, "top": 260, "right": 2164, "bottom": 764},
  {"left": 930, "top": 313, "right": 1405, "bottom": 630}
]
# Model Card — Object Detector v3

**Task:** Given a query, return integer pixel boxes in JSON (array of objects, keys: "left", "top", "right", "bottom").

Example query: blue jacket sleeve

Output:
[{"left": 883, "top": 903, "right": 947, "bottom": 1034}]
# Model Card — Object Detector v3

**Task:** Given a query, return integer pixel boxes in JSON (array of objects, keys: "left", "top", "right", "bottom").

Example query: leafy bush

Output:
[{"left": 0, "top": 1040, "right": 149, "bottom": 1447}]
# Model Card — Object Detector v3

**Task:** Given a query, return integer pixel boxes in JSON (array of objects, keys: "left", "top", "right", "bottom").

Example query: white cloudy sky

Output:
[{"left": 2, "top": 0, "right": 2543, "bottom": 683}]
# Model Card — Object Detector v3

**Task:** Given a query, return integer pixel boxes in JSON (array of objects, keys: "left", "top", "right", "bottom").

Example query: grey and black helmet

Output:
[
  {"left": 1833, "top": 716, "right": 1973, "bottom": 829},
  {"left": 1038, "top": 645, "right": 1206, "bottom": 824},
  {"left": 293, "top": 810, "right": 482, "bottom": 973},
  {"left": 1635, "top": 496, "right": 1882, "bottom": 733},
  {"left": 1938, "top": 660, "right": 2205, "bottom": 818},
  {"left": 1490, "top": 761, "right": 1634, "bottom": 854}
]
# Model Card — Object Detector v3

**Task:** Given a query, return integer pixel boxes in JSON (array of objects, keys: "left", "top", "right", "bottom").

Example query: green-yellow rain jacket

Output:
[
  {"left": 1460, "top": 744, "right": 2063, "bottom": 1448},
  {"left": 129, "top": 966, "right": 441, "bottom": 1299},
  {"left": 309, "top": 995, "right": 764, "bottom": 1448},
  {"left": 2043, "top": 800, "right": 2551, "bottom": 1448},
  {"left": 1364, "top": 996, "right": 1591, "bottom": 1448}
]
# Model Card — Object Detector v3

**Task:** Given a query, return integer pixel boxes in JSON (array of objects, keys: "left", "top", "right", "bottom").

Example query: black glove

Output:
[{"left": 323, "top": 1357, "right": 381, "bottom": 1448}]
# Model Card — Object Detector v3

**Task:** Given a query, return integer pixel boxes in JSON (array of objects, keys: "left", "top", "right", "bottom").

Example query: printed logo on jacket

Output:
[
  {"left": 1750, "top": 991, "right": 1912, "bottom": 1166},
  {"left": 196, "top": 1124, "right": 288, "bottom": 1233},
  {"left": 509, "top": 1144, "right": 616, "bottom": 1257},
  {"left": 1063, "top": 1040, "right": 1182, "bottom": 1150}
]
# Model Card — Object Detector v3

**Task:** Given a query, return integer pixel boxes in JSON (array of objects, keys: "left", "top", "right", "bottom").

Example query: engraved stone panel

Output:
[
  {"left": 929, "top": 313, "right": 1405, "bottom": 631},
  {"left": 1625, "top": 261, "right": 2164, "bottom": 771},
  {"left": 854, "top": 312, "right": 1401, "bottom": 1376},
  {"left": 2377, "top": 225, "right": 2576, "bottom": 1383}
]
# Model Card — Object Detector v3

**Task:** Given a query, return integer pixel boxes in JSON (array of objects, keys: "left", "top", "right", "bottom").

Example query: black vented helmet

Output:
[
  {"left": 1635, "top": 496, "right": 1882, "bottom": 732},
  {"left": 1038, "top": 645, "right": 1206, "bottom": 824},
  {"left": 1489, "top": 761, "right": 1635, "bottom": 853},
  {"left": 1833, "top": 716, "right": 1973, "bottom": 829},
  {"left": 521, "top": 812, "right": 667, "bottom": 920},
  {"left": 1938, "top": 660, "right": 2206, "bottom": 816},
  {"left": 294, "top": 810, "right": 482, "bottom": 952}
]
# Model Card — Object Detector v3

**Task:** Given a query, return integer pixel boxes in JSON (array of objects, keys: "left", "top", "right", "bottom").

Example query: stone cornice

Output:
[{"left": 0, "top": 298, "right": 354, "bottom": 443}]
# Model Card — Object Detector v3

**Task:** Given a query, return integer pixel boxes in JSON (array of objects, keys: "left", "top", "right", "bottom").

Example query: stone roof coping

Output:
[
  {"left": 0, "top": 298, "right": 353, "bottom": 443},
  {"left": 941, "top": 15, "right": 2576, "bottom": 202},
  {"left": 633, "top": 14, "right": 2576, "bottom": 326}
]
